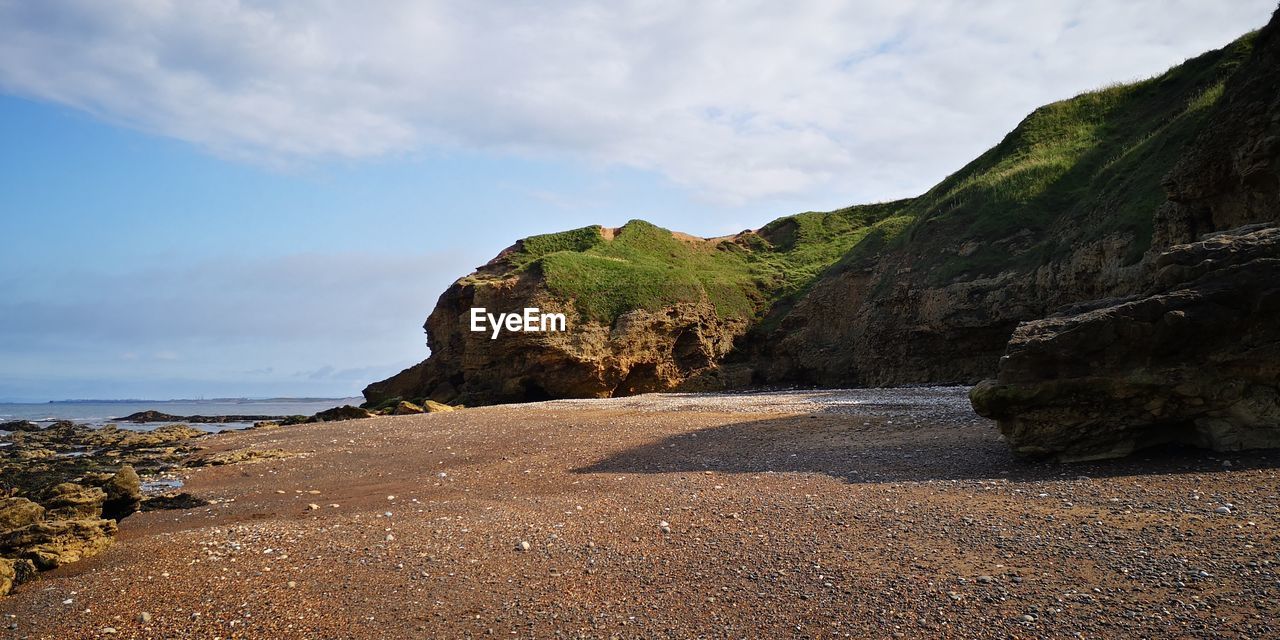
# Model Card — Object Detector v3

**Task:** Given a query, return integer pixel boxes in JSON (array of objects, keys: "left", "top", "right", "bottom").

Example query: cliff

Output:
[{"left": 367, "top": 12, "right": 1278, "bottom": 409}]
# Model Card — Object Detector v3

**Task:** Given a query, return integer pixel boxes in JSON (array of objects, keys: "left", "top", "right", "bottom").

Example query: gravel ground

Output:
[{"left": 1, "top": 388, "right": 1277, "bottom": 639}]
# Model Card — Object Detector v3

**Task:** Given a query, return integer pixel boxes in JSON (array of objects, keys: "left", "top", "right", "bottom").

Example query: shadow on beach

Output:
[{"left": 572, "top": 402, "right": 1280, "bottom": 484}]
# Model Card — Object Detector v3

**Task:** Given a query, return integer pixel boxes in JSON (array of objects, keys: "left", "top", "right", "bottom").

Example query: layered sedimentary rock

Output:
[
  {"left": 0, "top": 519, "right": 117, "bottom": 570},
  {"left": 367, "top": 275, "right": 743, "bottom": 407},
  {"left": 971, "top": 225, "right": 1280, "bottom": 460}
]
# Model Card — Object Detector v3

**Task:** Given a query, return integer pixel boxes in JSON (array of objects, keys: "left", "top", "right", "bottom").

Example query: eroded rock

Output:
[
  {"left": 972, "top": 225, "right": 1280, "bottom": 461},
  {"left": 41, "top": 483, "right": 105, "bottom": 520},
  {"left": 313, "top": 405, "right": 373, "bottom": 422},
  {"left": 393, "top": 400, "right": 424, "bottom": 415},
  {"left": 0, "top": 558, "right": 36, "bottom": 596},
  {"left": 0, "top": 498, "right": 44, "bottom": 530},
  {"left": 101, "top": 466, "right": 143, "bottom": 521},
  {"left": 0, "top": 519, "right": 117, "bottom": 570}
]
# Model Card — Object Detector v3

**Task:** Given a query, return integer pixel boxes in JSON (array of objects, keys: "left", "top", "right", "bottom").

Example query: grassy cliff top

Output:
[
  {"left": 490, "top": 201, "right": 906, "bottom": 322},
  {"left": 837, "top": 30, "right": 1257, "bottom": 282}
]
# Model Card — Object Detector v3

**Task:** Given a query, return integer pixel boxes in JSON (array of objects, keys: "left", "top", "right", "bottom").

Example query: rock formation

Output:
[
  {"left": 365, "top": 7, "right": 1280, "bottom": 464},
  {"left": 101, "top": 466, "right": 143, "bottom": 521},
  {"left": 0, "top": 519, "right": 117, "bottom": 570},
  {"left": 0, "top": 421, "right": 209, "bottom": 597},
  {"left": 972, "top": 225, "right": 1280, "bottom": 460}
]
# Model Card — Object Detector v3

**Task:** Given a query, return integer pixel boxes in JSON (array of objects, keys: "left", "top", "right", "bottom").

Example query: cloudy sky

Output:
[{"left": 0, "top": 1, "right": 1272, "bottom": 401}]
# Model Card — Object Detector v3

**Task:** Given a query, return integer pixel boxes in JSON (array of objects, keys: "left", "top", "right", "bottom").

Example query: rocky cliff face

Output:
[
  {"left": 971, "top": 224, "right": 1280, "bottom": 461},
  {"left": 747, "top": 21, "right": 1274, "bottom": 388},
  {"left": 365, "top": 262, "right": 746, "bottom": 406},
  {"left": 367, "top": 10, "right": 1279, "bottom": 410}
]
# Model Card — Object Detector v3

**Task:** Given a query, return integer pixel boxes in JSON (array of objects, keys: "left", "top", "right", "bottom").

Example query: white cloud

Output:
[{"left": 0, "top": 1, "right": 1272, "bottom": 203}]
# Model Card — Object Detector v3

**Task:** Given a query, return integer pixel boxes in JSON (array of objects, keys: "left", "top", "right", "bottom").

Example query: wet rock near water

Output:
[
  {"left": 140, "top": 492, "right": 210, "bottom": 511},
  {"left": 0, "top": 420, "right": 211, "bottom": 597},
  {"left": 114, "top": 410, "right": 293, "bottom": 424},
  {"left": 0, "top": 421, "right": 43, "bottom": 433},
  {"left": 102, "top": 465, "right": 143, "bottom": 520}
]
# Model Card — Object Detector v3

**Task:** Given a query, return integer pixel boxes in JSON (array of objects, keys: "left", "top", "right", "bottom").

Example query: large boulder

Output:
[
  {"left": 972, "top": 225, "right": 1280, "bottom": 461},
  {"left": 101, "top": 466, "right": 143, "bottom": 521},
  {"left": 0, "top": 519, "right": 117, "bottom": 570},
  {"left": 0, "top": 498, "right": 45, "bottom": 530},
  {"left": 393, "top": 400, "right": 424, "bottom": 415}
]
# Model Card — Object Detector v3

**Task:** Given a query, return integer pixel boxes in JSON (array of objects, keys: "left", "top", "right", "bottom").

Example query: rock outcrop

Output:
[
  {"left": 0, "top": 499, "right": 44, "bottom": 531},
  {"left": 0, "top": 420, "right": 209, "bottom": 596},
  {"left": 101, "top": 466, "right": 143, "bottom": 521},
  {"left": 0, "top": 519, "right": 117, "bottom": 570},
  {"left": 364, "top": 217, "right": 862, "bottom": 406},
  {"left": 972, "top": 225, "right": 1280, "bottom": 460},
  {"left": 42, "top": 483, "right": 105, "bottom": 520},
  {"left": 0, "top": 558, "right": 36, "bottom": 597},
  {"left": 313, "top": 405, "right": 374, "bottom": 422}
]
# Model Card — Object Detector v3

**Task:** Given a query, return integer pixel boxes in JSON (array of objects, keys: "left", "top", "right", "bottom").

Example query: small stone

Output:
[
  {"left": 658, "top": 521, "right": 671, "bottom": 534},
  {"left": 287, "top": 581, "right": 297, "bottom": 588},
  {"left": 1215, "top": 506, "right": 1232, "bottom": 514},
  {"left": 976, "top": 575, "right": 994, "bottom": 584},
  {"left": 1019, "top": 614, "right": 1036, "bottom": 623},
  {"left": 138, "top": 612, "right": 152, "bottom": 623},
  {"left": 100, "top": 628, "right": 118, "bottom": 635},
  {"left": 385, "top": 534, "right": 395, "bottom": 541},
  {"left": 517, "top": 541, "right": 531, "bottom": 552}
]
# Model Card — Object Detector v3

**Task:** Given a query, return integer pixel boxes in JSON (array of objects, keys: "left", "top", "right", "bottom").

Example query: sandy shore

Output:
[{"left": 2, "top": 388, "right": 1278, "bottom": 639}]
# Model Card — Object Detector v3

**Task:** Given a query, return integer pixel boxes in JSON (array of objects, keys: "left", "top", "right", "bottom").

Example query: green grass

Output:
[
  {"left": 491, "top": 205, "right": 905, "bottom": 323},
  {"left": 882, "top": 31, "right": 1256, "bottom": 284}
]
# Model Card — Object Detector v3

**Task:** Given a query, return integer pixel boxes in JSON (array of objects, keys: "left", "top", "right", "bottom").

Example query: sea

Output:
[{"left": 0, "top": 398, "right": 362, "bottom": 433}]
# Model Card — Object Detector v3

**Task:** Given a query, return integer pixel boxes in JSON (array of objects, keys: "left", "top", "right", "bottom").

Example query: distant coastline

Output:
[
  {"left": 0, "top": 397, "right": 361, "bottom": 429},
  {"left": 42, "top": 397, "right": 350, "bottom": 405}
]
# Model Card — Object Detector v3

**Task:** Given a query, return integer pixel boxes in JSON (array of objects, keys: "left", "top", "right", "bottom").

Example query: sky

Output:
[{"left": 0, "top": 1, "right": 1273, "bottom": 402}]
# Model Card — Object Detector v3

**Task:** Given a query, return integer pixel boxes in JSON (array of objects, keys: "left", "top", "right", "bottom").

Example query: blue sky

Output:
[{"left": 0, "top": 1, "right": 1272, "bottom": 401}]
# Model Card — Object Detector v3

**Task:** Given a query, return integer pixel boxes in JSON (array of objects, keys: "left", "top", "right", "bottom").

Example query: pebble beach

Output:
[{"left": 2, "top": 388, "right": 1277, "bottom": 638}]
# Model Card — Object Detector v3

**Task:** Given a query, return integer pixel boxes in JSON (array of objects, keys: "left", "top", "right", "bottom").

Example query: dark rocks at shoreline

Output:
[
  {"left": 972, "top": 224, "right": 1280, "bottom": 461},
  {"left": 312, "top": 405, "right": 374, "bottom": 422},
  {"left": 0, "top": 421, "right": 43, "bottom": 432},
  {"left": 114, "top": 410, "right": 292, "bottom": 424}
]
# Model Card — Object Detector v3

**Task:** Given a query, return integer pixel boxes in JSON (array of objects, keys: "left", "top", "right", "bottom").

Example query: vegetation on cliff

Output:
[{"left": 481, "top": 202, "right": 906, "bottom": 323}]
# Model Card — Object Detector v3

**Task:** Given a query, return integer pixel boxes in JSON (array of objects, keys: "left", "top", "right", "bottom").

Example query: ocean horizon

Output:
[{"left": 0, "top": 397, "right": 361, "bottom": 430}]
